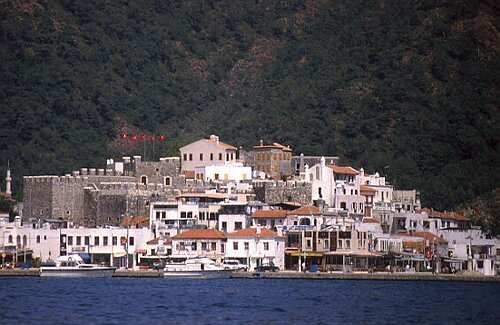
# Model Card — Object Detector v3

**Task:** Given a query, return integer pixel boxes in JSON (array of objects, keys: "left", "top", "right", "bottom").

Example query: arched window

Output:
[
  {"left": 8, "top": 235, "right": 13, "bottom": 244},
  {"left": 36, "top": 235, "right": 41, "bottom": 244},
  {"left": 300, "top": 218, "right": 310, "bottom": 226},
  {"left": 23, "top": 235, "right": 27, "bottom": 246},
  {"left": 16, "top": 235, "right": 21, "bottom": 244}
]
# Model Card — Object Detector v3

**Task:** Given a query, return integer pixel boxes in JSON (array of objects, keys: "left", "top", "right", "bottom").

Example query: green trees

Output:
[{"left": 0, "top": 0, "right": 497, "bottom": 214}]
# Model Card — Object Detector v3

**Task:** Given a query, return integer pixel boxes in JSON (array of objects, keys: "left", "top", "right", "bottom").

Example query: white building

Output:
[
  {"left": 218, "top": 202, "right": 250, "bottom": 233},
  {"left": 180, "top": 135, "right": 238, "bottom": 173},
  {"left": 195, "top": 163, "right": 252, "bottom": 183},
  {"left": 226, "top": 227, "right": 285, "bottom": 270},
  {"left": 171, "top": 229, "right": 227, "bottom": 262},
  {"left": 309, "top": 157, "right": 365, "bottom": 216}
]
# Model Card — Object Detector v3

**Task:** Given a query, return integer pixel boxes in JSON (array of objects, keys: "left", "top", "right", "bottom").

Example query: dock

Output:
[{"left": 0, "top": 268, "right": 498, "bottom": 282}]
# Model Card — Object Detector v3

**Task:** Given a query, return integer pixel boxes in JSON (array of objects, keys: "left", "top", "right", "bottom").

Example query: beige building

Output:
[
  {"left": 179, "top": 135, "right": 238, "bottom": 173},
  {"left": 245, "top": 141, "right": 292, "bottom": 178}
]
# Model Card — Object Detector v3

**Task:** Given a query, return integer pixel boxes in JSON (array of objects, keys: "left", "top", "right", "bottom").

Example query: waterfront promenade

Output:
[{"left": 1, "top": 268, "right": 499, "bottom": 282}]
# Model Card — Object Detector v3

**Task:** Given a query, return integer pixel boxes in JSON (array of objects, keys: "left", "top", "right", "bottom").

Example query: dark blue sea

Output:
[{"left": 1, "top": 277, "right": 498, "bottom": 324}]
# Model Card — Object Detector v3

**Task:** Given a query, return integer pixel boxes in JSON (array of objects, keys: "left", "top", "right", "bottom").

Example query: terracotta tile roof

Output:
[
  {"left": 121, "top": 216, "right": 149, "bottom": 227},
  {"left": 207, "top": 138, "right": 237, "bottom": 150},
  {"left": 184, "top": 171, "right": 195, "bottom": 179},
  {"left": 227, "top": 228, "right": 282, "bottom": 238},
  {"left": 253, "top": 142, "right": 292, "bottom": 152},
  {"left": 362, "top": 217, "right": 379, "bottom": 223},
  {"left": 173, "top": 229, "right": 226, "bottom": 239},
  {"left": 401, "top": 231, "right": 448, "bottom": 245},
  {"left": 288, "top": 205, "right": 322, "bottom": 215},
  {"left": 360, "top": 186, "right": 377, "bottom": 193},
  {"left": 176, "top": 193, "right": 227, "bottom": 200},
  {"left": 421, "top": 208, "right": 470, "bottom": 222},
  {"left": 326, "top": 164, "right": 359, "bottom": 175},
  {"left": 252, "top": 210, "right": 288, "bottom": 219}
]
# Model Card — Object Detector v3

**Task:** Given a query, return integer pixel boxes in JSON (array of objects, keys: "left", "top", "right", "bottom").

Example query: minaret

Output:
[{"left": 5, "top": 161, "right": 12, "bottom": 196}]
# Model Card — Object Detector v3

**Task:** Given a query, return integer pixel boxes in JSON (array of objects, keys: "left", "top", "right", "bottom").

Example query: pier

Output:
[{"left": 1, "top": 268, "right": 499, "bottom": 282}]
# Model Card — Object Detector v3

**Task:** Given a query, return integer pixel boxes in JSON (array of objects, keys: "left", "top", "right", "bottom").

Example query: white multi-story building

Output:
[
  {"left": 309, "top": 157, "right": 364, "bottom": 215},
  {"left": 194, "top": 163, "right": 252, "bottom": 183},
  {"left": 218, "top": 202, "right": 250, "bottom": 233},
  {"left": 226, "top": 227, "right": 285, "bottom": 270},
  {"left": 171, "top": 229, "right": 227, "bottom": 262}
]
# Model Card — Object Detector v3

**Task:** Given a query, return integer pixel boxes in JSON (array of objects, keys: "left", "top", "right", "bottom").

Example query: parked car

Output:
[
  {"left": 223, "top": 260, "right": 248, "bottom": 271},
  {"left": 254, "top": 263, "right": 279, "bottom": 272}
]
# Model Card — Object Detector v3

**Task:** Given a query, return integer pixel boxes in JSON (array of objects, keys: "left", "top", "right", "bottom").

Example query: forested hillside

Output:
[{"left": 0, "top": 0, "right": 498, "bottom": 212}]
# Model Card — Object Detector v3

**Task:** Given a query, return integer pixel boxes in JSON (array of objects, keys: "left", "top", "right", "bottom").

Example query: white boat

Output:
[
  {"left": 163, "top": 257, "right": 234, "bottom": 279},
  {"left": 39, "top": 254, "right": 117, "bottom": 278}
]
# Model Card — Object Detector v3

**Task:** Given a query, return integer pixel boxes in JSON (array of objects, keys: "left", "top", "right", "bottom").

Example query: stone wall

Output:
[{"left": 254, "top": 181, "right": 312, "bottom": 205}]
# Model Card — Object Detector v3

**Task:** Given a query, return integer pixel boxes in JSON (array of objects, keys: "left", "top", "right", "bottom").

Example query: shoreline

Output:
[{"left": 1, "top": 268, "right": 499, "bottom": 282}]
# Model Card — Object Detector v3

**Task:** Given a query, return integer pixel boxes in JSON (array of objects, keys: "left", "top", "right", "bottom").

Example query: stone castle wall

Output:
[{"left": 254, "top": 181, "right": 312, "bottom": 205}]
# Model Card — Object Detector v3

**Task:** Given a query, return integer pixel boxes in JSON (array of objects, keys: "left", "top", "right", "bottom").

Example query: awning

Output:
[
  {"left": 78, "top": 253, "right": 91, "bottom": 260},
  {"left": 134, "top": 249, "right": 147, "bottom": 254},
  {"left": 323, "top": 251, "right": 382, "bottom": 258},
  {"left": 113, "top": 252, "right": 127, "bottom": 258},
  {"left": 288, "top": 252, "right": 324, "bottom": 257}
]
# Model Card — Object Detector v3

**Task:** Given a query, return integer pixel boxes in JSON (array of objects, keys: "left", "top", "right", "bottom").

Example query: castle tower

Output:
[{"left": 5, "top": 161, "right": 12, "bottom": 196}]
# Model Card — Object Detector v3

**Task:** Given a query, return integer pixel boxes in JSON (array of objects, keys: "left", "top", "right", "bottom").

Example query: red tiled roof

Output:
[
  {"left": 362, "top": 217, "right": 379, "bottom": 224},
  {"left": 227, "top": 228, "right": 282, "bottom": 238},
  {"left": 252, "top": 210, "right": 288, "bottom": 219},
  {"left": 253, "top": 142, "right": 292, "bottom": 152},
  {"left": 176, "top": 193, "right": 227, "bottom": 200},
  {"left": 288, "top": 205, "right": 322, "bottom": 215},
  {"left": 421, "top": 208, "right": 470, "bottom": 222},
  {"left": 326, "top": 165, "right": 359, "bottom": 175},
  {"left": 173, "top": 229, "right": 226, "bottom": 239},
  {"left": 207, "top": 138, "right": 237, "bottom": 150},
  {"left": 184, "top": 171, "right": 195, "bottom": 179},
  {"left": 360, "top": 186, "right": 377, "bottom": 193},
  {"left": 121, "top": 216, "right": 149, "bottom": 227}
]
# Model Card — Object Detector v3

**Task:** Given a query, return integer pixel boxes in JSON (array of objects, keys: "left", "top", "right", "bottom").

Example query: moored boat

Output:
[
  {"left": 163, "top": 257, "right": 234, "bottom": 279},
  {"left": 39, "top": 254, "right": 117, "bottom": 278}
]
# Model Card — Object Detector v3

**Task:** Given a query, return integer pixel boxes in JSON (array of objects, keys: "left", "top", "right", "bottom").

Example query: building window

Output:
[
  {"left": 226, "top": 153, "right": 230, "bottom": 161},
  {"left": 164, "top": 177, "right": 171, "bottom": 186},
  {"left": 233, "top": 242, "right": 238, "bottom": 250},
  {"left": 210, "top": 153, "right": 214, "bottom": 160},
  {"left": 183, "top": 153, "right": 187, "bottom": 161},
  {"left": 215, "top": 173, "right": 220, "bottom": 180},
  {"left": 202, "top": 242, "right": 207, "bottom": 251},
  {"left": 36, "top": 235, "right": 41, "bottom": 244},
  {"left": 264, "top": 242, "right": 269, "bottom": 251},
  {"left": 129, "top": 237, "right": 134, "bottom": 246},
  {"left": 103, "top": 237, "right": 108, "bottom": 246},
  {"left": 235, "top": 222, "right": 242, "bottom": 230},
  {"left": 211, "top": 242, "right": 217, "bottom": 251},
  {"left": 192, "top": 242, "right": 197, "bottom": 251},
  {"left": 68, "top": 236, "right": 73, "bottom": 245},
  {"left": 219, "top": 153, "right": 223, "bottom": 160},
  {"left": 221, "top": 221, "right": 227, "bottom": 230},
  {"left": 340, "top": 202, "right": 347, "bottom": 210},
  {"left": 141, "top": 176, "right": 147, "bottom": 185},
  {"left": 8, "top": 235, "right": 13, "bottom": 244},
  {"left": 85, "top": 236, "right": 90, "bottom": 245},
  {"left": 338, "top": 240, "right": 343, "bottom": 248},
  {"left": 324, "top": 240, "right": 329, "bottom": 249},
  {"left": 16, "top": 235, "right": 21, "bottom": 244},
  {"left": 112, "top": 236, "right": 117, "bottom": 246},
  {"left": 94, "top": 237, "right": 100, "bottom": 246},
  {"left": 189, "top": 153, "right": 193, "bottom": 161},
  {"left": 200, "top": 153, "right": 203, "bottom": 161},
  {"left": 346, "top": 240, "right": 351, "bottom": 249},
  {"left": 244, "top": 242, "right": 249, "bottom": 250},
  {"left": 76, "top": 236, "right": 81, "bottom": 246}
]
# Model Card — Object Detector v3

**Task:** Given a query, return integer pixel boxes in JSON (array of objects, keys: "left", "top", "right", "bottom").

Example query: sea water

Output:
[{"left": 1, "top": 277, "right": 498, "bottom": 324}]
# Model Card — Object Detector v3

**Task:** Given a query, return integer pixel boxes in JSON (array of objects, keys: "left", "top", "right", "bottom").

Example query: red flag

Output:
[
  {"left": 119, "top": 134, "right": 127, "bottom": 139},
  {"left": 130, "top": 135, "right": 138, "bottom": 141},
  {"left": 158, "top": 135, "right": 166, "bottom": 141},
  {"left": 139, "top": 135, "right": 146, "bottom": 141},
  {"left": 149, "top": 135, "right": 155, "bottom": 142}
]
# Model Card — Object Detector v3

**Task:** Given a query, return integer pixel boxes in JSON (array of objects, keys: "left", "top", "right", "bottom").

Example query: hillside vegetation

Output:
[{"left": 0, "top": 0, "right": 498, "bottom": 212}]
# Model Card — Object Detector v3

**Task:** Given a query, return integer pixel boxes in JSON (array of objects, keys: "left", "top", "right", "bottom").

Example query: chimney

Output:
[
  {"left": 210, "top": 135, "right": 219, "bottom": 145},
  {"left": 5, "top": 162, "right": 12, "bottom": 196},
  {"left": 256, "top": 226, "right": 261, "bottom": 235},
  {"left": 123, "top": 156, "right": 131, "bottom": 163},
  {"left": 260, "top": 139, "right": 263, "bottom": 146}
]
